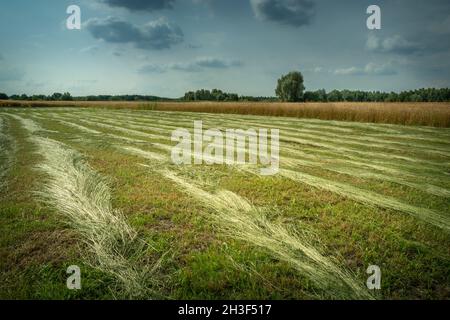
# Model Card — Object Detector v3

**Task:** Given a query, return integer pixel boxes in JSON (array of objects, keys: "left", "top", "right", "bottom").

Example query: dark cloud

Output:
[
  {"left": 186, "top": 43, "right": 202, "bottom": 49},
  {"left": 138, "top": 57, "right": 242, "bottom": 73},
  {"left": 250, "top": 0, "right": 315, "bottom": 27},
  {"left": 195, "top": 57, "right": 242, "bottom": 69},
  {"left": 85, "top": 17, "right": 183, "bottom": 50},
  {"left": 101, "top": 0, "right": 175, "bottom": 12}
]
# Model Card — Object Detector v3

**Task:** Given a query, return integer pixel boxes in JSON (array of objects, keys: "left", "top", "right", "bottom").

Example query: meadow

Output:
[
  {"left": 1, "top": 100, "right": 450, "bottom": 127},
  {"left": 0, "top": 106, "right": 449, "bottom": 299}
]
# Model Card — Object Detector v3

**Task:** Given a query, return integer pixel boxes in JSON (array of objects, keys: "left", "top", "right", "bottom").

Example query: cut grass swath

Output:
[
  {"left": 159, "top": 169, "right": 373, "bottom": 300},
  {"left": 11, "top": 114, "right": 162, "bottom": 298},
  {"left": 30, "top": 111, "right": 450, "bottom": 230},
  {"left": 80, "top": 111, "right": 450, "bottom": 171},
  {"left": 274, "top": 168, "right": 450, "bottom": 232},
  {"left": 30, "top": 136, "right": 162, "bottom": 298},
  {"left": 7, "top": 113, "right": 48, "bottom": 134}
]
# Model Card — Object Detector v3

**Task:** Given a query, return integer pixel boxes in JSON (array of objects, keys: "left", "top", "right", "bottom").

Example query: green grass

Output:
[{"left": 0, "top": 108, "right": 449, "bottom": 300}]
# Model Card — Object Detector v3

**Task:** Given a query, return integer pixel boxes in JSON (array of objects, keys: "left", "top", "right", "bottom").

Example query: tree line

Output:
[
  {"left": 1, "top": 88, "right": 449, "bottom": 103},
  {"left": 0, "top": 92, "right": 171, "bottom": 102},
  {"left": 274, "top": 71, "right": 450, "bottom": 102},
  {"left": 1, "top": 70, "right": 449, "bottom": 103},
  {"left": 303, "top": 88, "right": 450, "bottom": 102},
  {"left": 183, "top": 89, "right": 276, "bottom": 102}
]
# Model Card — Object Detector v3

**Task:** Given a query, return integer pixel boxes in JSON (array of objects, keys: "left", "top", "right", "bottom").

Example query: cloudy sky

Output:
[{"left": 0, "top": 0, "right": 449, "bottom": 97}]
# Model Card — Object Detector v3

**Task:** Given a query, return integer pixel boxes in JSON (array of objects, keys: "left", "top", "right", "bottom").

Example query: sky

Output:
[{"left": 0, "top": 0, "right": 449, "bottom": 98}]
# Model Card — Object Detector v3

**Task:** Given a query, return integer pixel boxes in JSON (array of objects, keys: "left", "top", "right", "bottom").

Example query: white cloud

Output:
[
  {"left": 366, "top": 34, "right": 423, "bottom": 55},
  {"left": 334, "top": 62, "right": 396, "bottom": 76}
]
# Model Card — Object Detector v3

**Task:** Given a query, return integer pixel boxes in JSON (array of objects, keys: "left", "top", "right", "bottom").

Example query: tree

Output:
[
  {"left": 327, "top": 90, "right": 342, "bottom": 102},
  {"left": 50, "top": 92, "right": 63, "bottom": 101},
  {"left": 61, "top": 92, "right": 73, "bottom": 101},
  {"left": 0, "top": 93, "right": 8, "bottom": 100},
  {"left": 275, "top": 71, "right": 305, "bottom": 102}
]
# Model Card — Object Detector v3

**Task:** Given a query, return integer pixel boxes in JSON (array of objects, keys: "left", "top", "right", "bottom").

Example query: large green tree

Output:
[{"left": 275, "top": 71, "right": 305, "bottom": 102}]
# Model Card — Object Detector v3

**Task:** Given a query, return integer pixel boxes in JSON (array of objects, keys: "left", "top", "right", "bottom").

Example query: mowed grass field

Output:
[
  {"left": 2, "top": 100, "right": 450, "bottom": 127},
  {"left": 0, "top": 106, "right": 449, "bottom": 299}
]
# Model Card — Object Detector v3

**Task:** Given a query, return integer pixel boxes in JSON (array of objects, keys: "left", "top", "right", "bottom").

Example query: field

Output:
[
  {"left": 0, "top": 106, "right": 449, "bottom": 300},
  {"left": 2, "top": 100, "right": 450, "bottom": 127}
]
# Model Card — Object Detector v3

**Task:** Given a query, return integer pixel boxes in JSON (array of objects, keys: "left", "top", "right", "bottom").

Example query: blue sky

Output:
[{"left": 0, "top": 0, "right": 449, "bottom": 97}]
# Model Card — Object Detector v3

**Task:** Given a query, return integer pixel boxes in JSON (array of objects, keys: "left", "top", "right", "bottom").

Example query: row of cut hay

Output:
[
  {"left": 55, "top": 119, "right": 102, "bottom": 135},
  {"left": 282, "top": 155, "right": 450, "bottom": 198},
  {"left": 43, "top": 114, "right": 374, "bottom": 298},
  {"left": 371, "top": 132, "right": 450, "bottom": 145},
  {"left": 7, "top": 113, "right": 48, "bottom": 134},
  {"left": 271, "top": 168, "right": 450, "bottom": 233},
  {"left": 104, "top": 109, "right": 450, "bottom": 156},
  {"left": 43, "top": 113, "right": 149, "bottom": 144},
  {"left": 117, "top": 145, "right": 167, "bottom": 162},
  {"left": 15, "top": 115, "right": 160, "bottom": 298},
  {"left": 74, "top": 117, "right": 168, "bottom": 141},
  {"left": 153, "top": 101, "right": 450, "bottom": 128},
  {"left": 81, "top": 113, "right": 450, "bottom": 182},
  {"left": 285, "top": 151, "right": 450, "bottom": 198},
  {"left": 36, "top": 111, "right": 450, "bottom": 228},
  {"left": 202, "top": 112, "right": 450, "bottom": 136},
  {"left": 45, "top": 114, "right": 171, "bottom": 144},
  {"left": 86, "top": 111, "right": 450, "bottom": 169},
  {"left": 115, "top": 138, "right": 449, "bottom": 233},
  {"left": 158, "top": 169, "right": 372, "bottom": 299},
  {"left": 211, "top": 117, "right": 450, "bottom": 156},
  {"left": 279, "top": 134, "right": 446, "bottom": 168},
  {"left": 54, "top": 111, "right": 450, "bottom": 194},
  {"left": 93, "top": 110, "right": 445, "bottom": 166},
  {"left": 4, "top": 100, "right": 450, "bottom": 127},
  {"left": 108, "top": 107, "right": 450, "bottom": 137},
  {"left": 285, "top": 145, "right": 449, "bottom": 183},
  {"left": 213, "top": 121, "right": 450, "bottom": 161},
  {"left": 47, "top": 110, "right": 445, "bottom": 172},
  {"left": 53, "top": 109, "right": 450, "bottom": 187},
  {"left": 36, "top": 113, "right": 449, "bottom": 284},
  {"left": 83, "top": 114, "right": 177, "bottom": 135}
]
